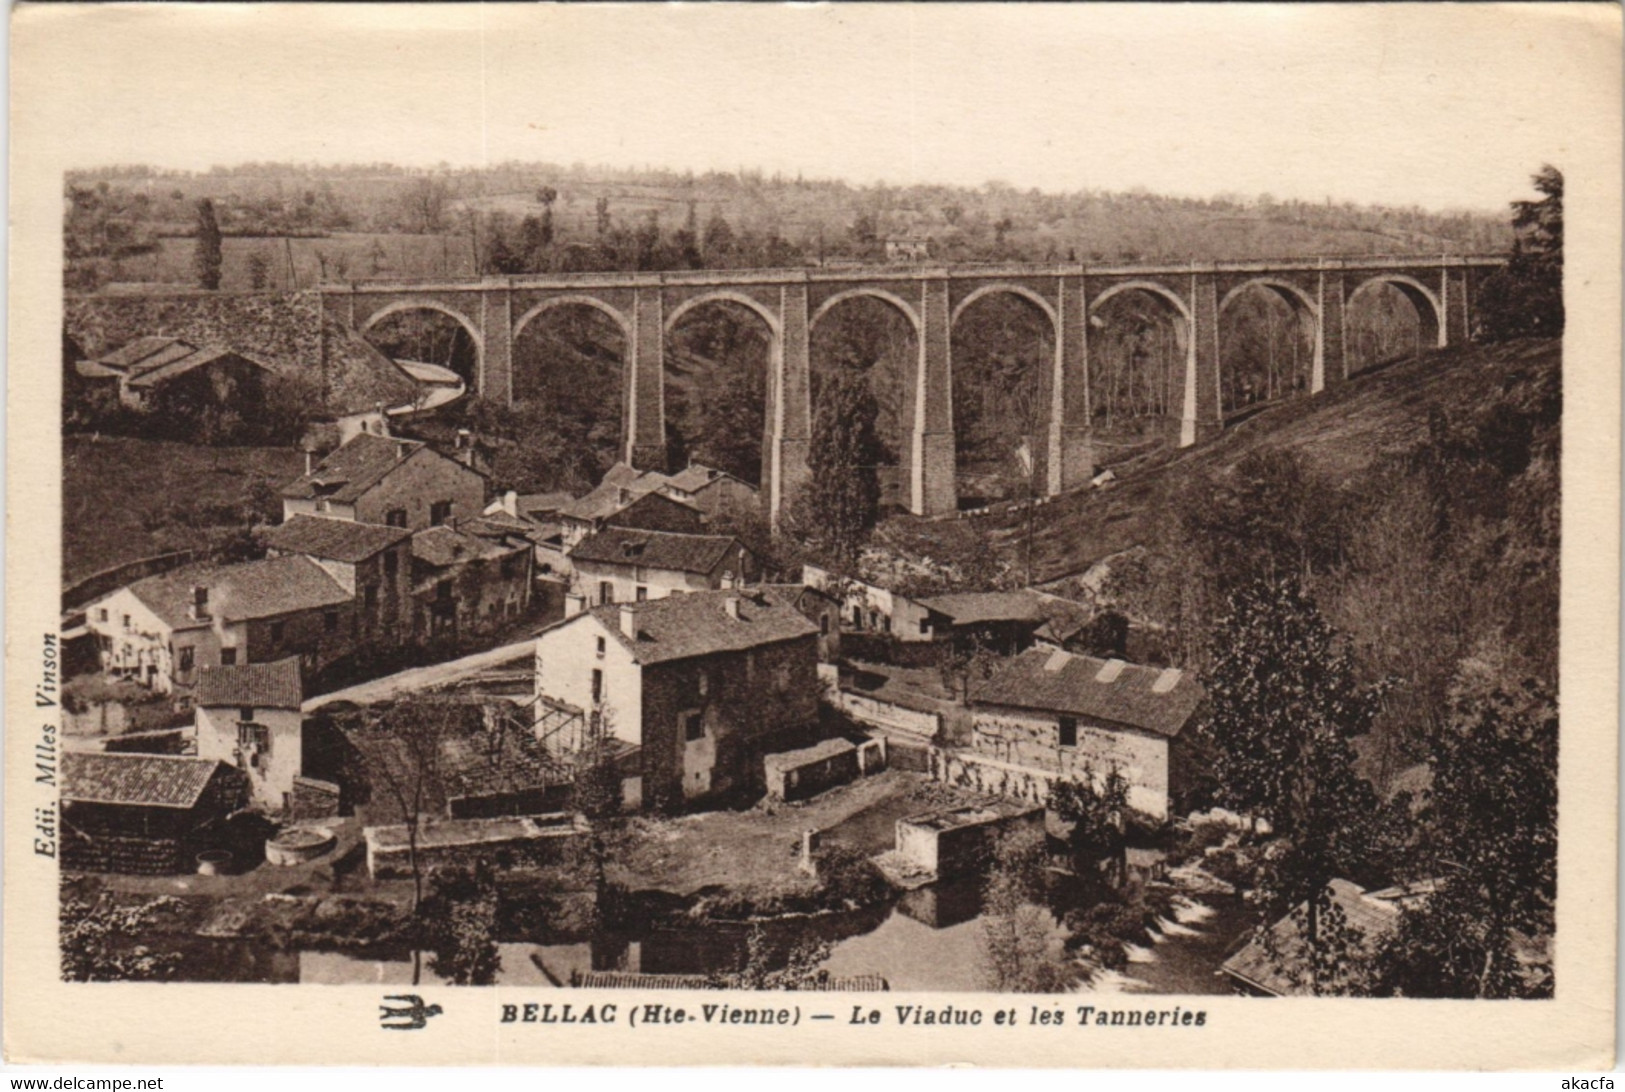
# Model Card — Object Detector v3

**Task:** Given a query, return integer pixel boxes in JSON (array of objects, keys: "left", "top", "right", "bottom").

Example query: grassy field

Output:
[
  {"left": 63, "top": 435, "right": 304, "bottom": 585},
  {"left": 894, "top": 337, "right": 1561, "bottom": 583}
]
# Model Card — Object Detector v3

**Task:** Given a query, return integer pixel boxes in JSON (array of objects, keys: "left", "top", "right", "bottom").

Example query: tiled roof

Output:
[
  {"left": 318, "top": 316, "right": 423, "bottom": 417},
  {"left": 557, "top": 474, "right": 667, "bottom": 522},
  {"left": 264, "top": 514, "right": 411, "bottom": 563},
  {"left": 126, "top": 347, "right": 269, "bottom": 390},
  {"left": 63, "top": 752, "right": 235, "bottom": 809},
  {"left": 970, "top": 648, "right": 1205, "bottom": 738},
  {"left": 664, "top": 463, "right": 756, "bottom": 494},
  {"left": 515, "top": 492, "right": 573, "bottom": 519},
  {"left": 920, "top": 590, "right": 1049, "bottom": 627},
  {"left": 1029, "top": 592, "right": 1095, "bottom": 644},
  {"left": 126, "top": 555, "right": 351, "bottom": 629},
  {"left": 88, "top": 336, "right": 191, "bottom": 374},
  {"left": 195, "top": 656, "right": 304, "bottom": 709},
  {"left": 570, "top": 527, "right": 748, "bottom": 576},
  {"left": 1220, "top": 879, "right": 1402, "bottom": 996},
  {"left": 279, "top": 433, "right": 427, "bottom": 502},
  {"left": 412, "top": 525, "right": 517, "bottom": 569},
  {"left": 582, "top": 589, "right": 818, "bottom": 665}
]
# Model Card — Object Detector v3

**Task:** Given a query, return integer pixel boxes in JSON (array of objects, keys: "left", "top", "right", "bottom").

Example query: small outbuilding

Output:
[{"left": 61, "top": 752, "right": 249, "bottom": 874}]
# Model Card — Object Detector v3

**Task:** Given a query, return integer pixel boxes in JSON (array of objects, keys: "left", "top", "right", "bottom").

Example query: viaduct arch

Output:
[{"left": 321, "top": 255, "right": 1499, "bottom": 521}]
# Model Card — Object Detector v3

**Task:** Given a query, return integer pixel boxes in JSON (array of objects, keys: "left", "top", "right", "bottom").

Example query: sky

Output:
[{"left": 16, "top": 3, "right": 1623, "bottom": 212}]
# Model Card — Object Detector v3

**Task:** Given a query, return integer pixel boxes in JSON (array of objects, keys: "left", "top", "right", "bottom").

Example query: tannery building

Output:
[{"left": 968, "top": 649, "right": 1206, "bottom": 820}]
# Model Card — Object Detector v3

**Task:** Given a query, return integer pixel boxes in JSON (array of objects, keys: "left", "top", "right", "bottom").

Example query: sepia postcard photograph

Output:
[{"left": 4, "top": 1, "right": 1621, "bottom": 1071}]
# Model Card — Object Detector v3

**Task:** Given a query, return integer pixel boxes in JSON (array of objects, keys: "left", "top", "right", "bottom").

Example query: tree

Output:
[
  {"left": 803, "top": 366, "right": 883, "bottom": 566},
  {"left": 246, "top": 251, "right": 271, "bottom": 290},
  {"left": 193, "top": 198, "right": 222, "bottom": 290},
  {"left": 418, "top": 861, "right": 502, "bottom": 986},
  {"left": 979, "top": 826, "right": 1081, "bottom": 992},
  {"left": 702, "top": 209, "right": 735, "bottom": 265},
  {"left": 1476, "top": 166, "right": 1563, "bottom": 341},
  {"left": 1374, "top": 681, "right": 1556, "bottom": 998},
  {"left": 1048, "top": 768, "right": 1130, "bottom": 889},
  {"left": 400, "top": 176, "right": 452, "bottom": 234},
  {"left": 349, "top": 698, "right": 464, "bottom": 913},
  {"left": 1203, "top": 577, "right": 1394, "bottom": 994}
]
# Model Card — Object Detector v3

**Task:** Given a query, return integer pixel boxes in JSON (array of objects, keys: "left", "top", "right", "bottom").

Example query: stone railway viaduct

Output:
[{"left": 320, "top": 256, "right": 1504, "bottom": 519}]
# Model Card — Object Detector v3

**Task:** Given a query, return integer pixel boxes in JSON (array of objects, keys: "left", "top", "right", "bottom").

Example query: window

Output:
[
  {"left": 590, "top": 668, "right": 603, "bottom": 704},
  {"left": 178, "top": 646, "right": 194, "bottom": 673},
  {"left": 430, "top": 500, "right": 453, "bottom": 526},
  {"left": 315, "top": 498, "right": 330, "bottom": 513},
  {"left": 1058, "top": 716, "right": 1078, "bottom": 748},
  {"left": 819, "top": 614, "right": 829, "bottom": 636},
  {"left": 220, "top": 648, "right": 237, "bottom": 666},
  {"left": 97, "top": 608, "right": 108, "bottom": 622},
  {"left": 698, "top": 671, "right": 709, "bottom": 697},
  {"left": 682, "top": 710, "right": 705, "bottom": 742},
  {"left": 385, "top": 508, "right": 408, "bottom": 528},
  {"left": 384, "top": 551, "right": 398, "bottom": 580},
  {"left": 599, "top": 582, "right": 614, "bottom": 606},
  {"left": 324, "top": 610, "right": 339, "bottom": 632},
  {"left": 364, "top": 585, "right": 379, "bottom": 616},
  {"left": 239, "top": 706, "right": 255, "bottom": 723},
  {"left": 918, "top": 618, "right": 930, "bottom": 636},
  {"left": 436, "top": 580, "right": 453, "bottom": 601},
  {"left": 122, "top": 614, "right": 132, "bottom": 631},
  {"left": 595, "top": 636, "right": 606, "bottom": 657},
  {"left": 270, "top": 621, "right": 285, "bottom": 644},
  {"left": 635, "top": 586, "right": 648, "bottom": 602}
]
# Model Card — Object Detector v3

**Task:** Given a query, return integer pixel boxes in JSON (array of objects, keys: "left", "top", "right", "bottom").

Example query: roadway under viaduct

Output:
[{"left": 320, "top": 256, "right": 1504, "bottom": 519}]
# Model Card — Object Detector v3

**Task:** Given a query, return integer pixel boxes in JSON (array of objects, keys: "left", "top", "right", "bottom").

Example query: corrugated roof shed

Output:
[
  {"left": 570, "top": 527, "right": 747, "bottom": 576},
  {"left": 1220, "top": 879, "right": 1402, "bottom": 996},
  {"left": 63, "top": 752, "right": 234, "bottom": 809},
  {"left": 264, "top": 514, "right": 411, "bottom": 563},
  {"left": 195, "top": 656, "right": 304, "bottom": 710},
  {"left": 970, "top": 648, "right": 1204, "bottom": 738},
  {"left": 580, "top": 589, "right": 818, "bottom": 665},
  {"left": 280, "top": 433, "right": 428, "bottom": 502},
  {"left": 126, "top": 554, "right": 351, "bottom": 629}
]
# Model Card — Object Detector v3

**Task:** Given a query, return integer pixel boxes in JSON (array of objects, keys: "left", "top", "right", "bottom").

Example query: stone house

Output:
[
  {"left": 76, "top": 336, "right": 270, "bottom": 412},
  {"left": 658, "top": 462, "right": 760, "bottom": 521},
  {"left": 280, "top": 432, "right": 486, "bottom": 531},
  {"left": 533, "top": 589, "right": 821, "bottom": 810},
  {"left": 569, "top": 527, "right": 756, "bottom": 606},
  {"left": 84, "top": 555, "right": 355, "bottom": 701},
  {"left": 61, "top": 752, "right": 249, "bottom": 874},
  {"left": 555, "top": 464, "right": 705, "bottom": 549},
  {"left": 262, "top": 515, "right": 414, "bottom": 651},
  {"left": 802, "top": 564, "right": 936, "bottom": 643},
  {"left": 194, "top": 656, "right": 305, "bottom": 814},
  {"left": 410, "top": 525, "right": 533, "bottom": 643},
  {"left": 763, "top": 583, "right": 843, "bottom": 663},
  {"left": 968, "top": 649, "right": 1207, "bottom": 820}
]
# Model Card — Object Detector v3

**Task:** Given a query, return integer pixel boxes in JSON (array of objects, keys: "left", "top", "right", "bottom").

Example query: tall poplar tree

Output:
[{"left": 194, "top": 198, "right": 223, "bottom": 290}]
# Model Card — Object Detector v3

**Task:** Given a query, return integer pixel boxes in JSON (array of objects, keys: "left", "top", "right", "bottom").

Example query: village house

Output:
[
  {"left": 762, "top": 583, "right": 843, "bottom": 663},
  {"left": 280, "top": 432, "right": 486, "bottom": 531},
  {"left": 532, "top": 588, "right": 820, "bottom": 810},
  {"left": 61, "top": 752, "right": 249, "bottom": 874},
  {"left": 193, "top": 656, "right": 305, "bottom": 814},
  {"left": 262, "top": 515, "right": 414, "bottom": 650},
  {"left": 555, "top": 464, "right": 706, "bottom": 549},
  {"left": 967, "top": 648, "right": 1207, "bottom": 820},
  {"left": 84, "top": 555, "right": 356, "bottom": 700},
  {"left": 75, "top": 335, "right": 271, "bottom": 411},
  {"left": 884, "top": 233, "right": 933, "bottom": 263},
  {"left": 569, "top": 527, "right": 757, "bottom": 607},
  {"left": 802, "top": 564, "right": 936, "bottom": 642},
  {"left": 656, "top": 462, "right": 760, "bottom": 521},
  {"left": 411, "top": 524, "right": 533, "bottom": 643}
]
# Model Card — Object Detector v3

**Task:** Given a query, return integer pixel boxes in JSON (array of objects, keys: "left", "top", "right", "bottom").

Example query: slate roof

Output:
[
  {"left": 279, "top": 433, "right": 428, "bottom": 502},
  {"left": 412, "top": 525, "right": 517, "bottom": 568},
  {"left": 970, "top": 648, "right": 1205, "bottom": 738},
  {"left": 264, "top": 514, "right": 411, "bottom": 563},
  {"left": 195, "top": 656, "right": 304, "bottom": 710},
  {"left": 1220, "top": 879, "right": 1402, "bottom": 997},
  {"left": 580, "top": 589, "right": 818, "bottom": 665},
  {"left": 558, "top": 476, "right": 669, "bottom": 523},
  {"left": 126, "top": 555, "right": 352, "bottom": 629},
  {"left": 63, "top": 752, "right": 234, "bottom": 809},
  {"left": 570, "top": 527, "right": 748, "bottom": 576}
]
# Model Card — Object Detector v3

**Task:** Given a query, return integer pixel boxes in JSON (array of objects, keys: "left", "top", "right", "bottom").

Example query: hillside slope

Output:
[{"left": 943, "top": 339, "right": 1561, "bottom": 583}]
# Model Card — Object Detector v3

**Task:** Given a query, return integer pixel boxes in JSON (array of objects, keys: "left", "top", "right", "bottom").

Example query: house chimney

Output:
[
  {"left": 617, "top": 486, "right": 631, "bottom": 505},
  {"left": 456, "top": 428, "right": 471, "bottom": 450},
  {"left": 724, "top": 595, "right": 741, "bottom": 620},
  {"left": 190, "top": 585, "right": 211, "bottom": 621},
  {"left": 304, "top": 449, "right": 313, "bottom": 475},
  {"left": 619, "top": 603, "right": 638, "bottom": 639}
]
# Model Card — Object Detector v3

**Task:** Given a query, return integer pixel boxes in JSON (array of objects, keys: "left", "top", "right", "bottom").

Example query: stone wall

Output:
[
  {"left": 829, "top": 689, "right": 941, "bottom": 741},
  {"left": 288, "top": 776, "right": 342, "bottom": 821},
  {"left": 970, "top": 704, "right": 1170, "bottom": 818}
]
